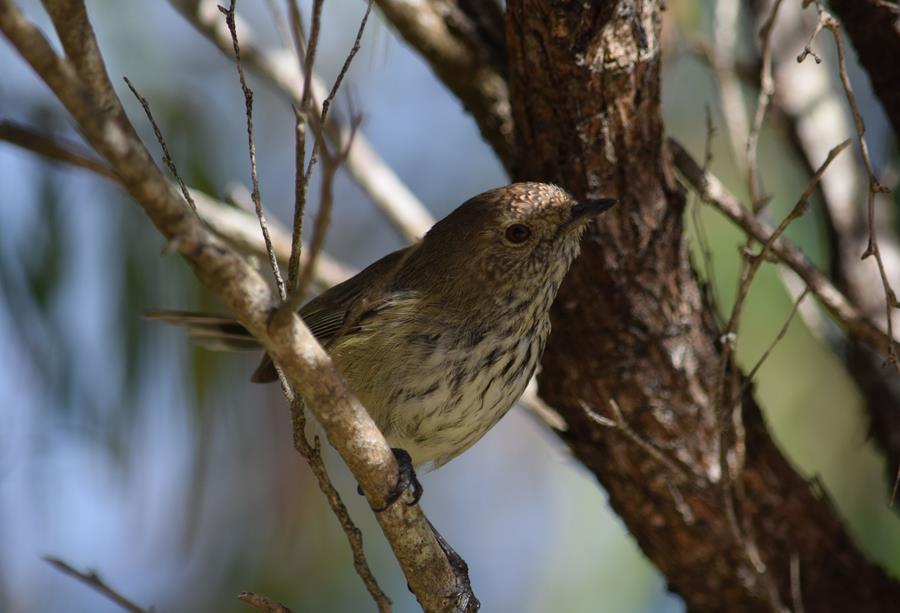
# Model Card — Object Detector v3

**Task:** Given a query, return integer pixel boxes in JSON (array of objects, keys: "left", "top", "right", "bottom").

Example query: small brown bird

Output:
[{"left": 150, "top": 183, "right": 614, "bottom": 472}]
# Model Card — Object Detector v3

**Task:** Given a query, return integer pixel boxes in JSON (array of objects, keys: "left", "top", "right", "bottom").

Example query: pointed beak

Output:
[{"left": 570, "top": 197, "right": 617, "bottom": 222}]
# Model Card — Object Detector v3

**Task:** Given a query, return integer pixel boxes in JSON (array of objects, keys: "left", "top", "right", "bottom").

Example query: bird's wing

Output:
[
  {"left": 297, "top": 244, "right": 414, "bottom": 344},
  {"left": 250, "top": 245, "right": 416, "bottom": 383}
]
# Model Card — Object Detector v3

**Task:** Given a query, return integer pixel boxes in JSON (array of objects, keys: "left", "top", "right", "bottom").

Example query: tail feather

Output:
[
  {"left": 148, "top": 309, "right": 282, "bottom": 384},
  {"left": 146, "top": 309, "right": 261, "bottom": 353}
]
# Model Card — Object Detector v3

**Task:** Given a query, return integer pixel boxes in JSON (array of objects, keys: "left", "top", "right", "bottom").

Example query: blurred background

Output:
[{"left": 1, "top": 1, "right": 899, "bottom": 611}]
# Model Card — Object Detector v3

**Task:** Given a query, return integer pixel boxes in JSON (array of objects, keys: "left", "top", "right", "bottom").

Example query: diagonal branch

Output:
[
  {"left": 827, "top": 0, "right": 900, "bottom": 142},
  {"left": 43, "top": 556, "right": 151, "bottom": 613},
  {"left": 0, "top": 119, "right": 352, "bottom": 288},
  {"left": 170, "top": 0, "right": 435, "bottom": 243},
  {"left": 671, "top": 138, "right": 899, "bottom": 357},
  {"left": 372, "top": 0, "right": 513, "bottom": 170},
  {"left": 758, "top": 0, "right": 900, "bottom": 505},
  {"left": 0, "top": 3, "right": 475, "bottom": 611}
]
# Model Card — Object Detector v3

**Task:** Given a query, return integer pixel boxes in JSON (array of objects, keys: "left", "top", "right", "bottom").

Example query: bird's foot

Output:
[{"left": 360, "top": 448, "right": 423, "bottom": 512}]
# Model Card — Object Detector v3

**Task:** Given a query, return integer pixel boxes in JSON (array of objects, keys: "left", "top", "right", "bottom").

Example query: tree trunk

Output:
[{"left": 506, "top": 1, "right": 900, "bottom": 610}]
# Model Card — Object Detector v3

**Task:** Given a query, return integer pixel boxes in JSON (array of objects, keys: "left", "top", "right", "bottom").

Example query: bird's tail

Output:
[{"left": 145, "top": 310, "right": 279, "bottom": 383}]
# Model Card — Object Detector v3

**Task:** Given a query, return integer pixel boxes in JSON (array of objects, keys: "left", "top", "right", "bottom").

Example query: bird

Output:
[{"left": 148, "top": 183, "right": 615, "bottom": 478}]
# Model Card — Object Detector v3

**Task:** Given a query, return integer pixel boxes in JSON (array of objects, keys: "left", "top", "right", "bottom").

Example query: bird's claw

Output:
[{"left": 362, "top": 448, "right": 423, "bottom": 512}]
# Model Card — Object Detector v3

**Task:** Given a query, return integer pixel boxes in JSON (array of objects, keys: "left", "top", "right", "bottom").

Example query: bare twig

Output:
[
  {"left": 297, "top": 0, "right": 372, "bottom": 203},
  {"left": 281, "top": 2, "right": 372, "bottom": 315},
  {"left": 372, "top": 0, "right": 514, "bottom": 169},
  {"left": 580, "top": 398, "right": 705, "bottom": 486},
  {"left": 43, "top": 556, "right": 151, "bottom": 613},
  {"left": 288, "top": 108, "right": 308, "bottom": 287},
  {"left": 724, "top": 139, "right": 850, "bottom": 343},
  {"left": 282, "top": 0, "right": 323, "bottom": 295},
  {"left": 283, "top": 0, "right": 322, "bottom": 295},
  {"left": 0, "top": 5, "right": 475, "bottom": 608},
  {"left": 220, "top": 0, "right": 286, "bottom": 299},
  {"left": 220, "top": 4, "right": 388, "bottom": 603},
  {"left": 170, "top": 0, "right": 435, "bottom": 243},
  {"left": 0, "top": 117, "right": 351, "bottom": 288},
  {"left": 800, "top": 1, "right": 898, "bottom": 369},
  {"left": 0, "top": 118, "right": 114, "bottom": 178},
  {"left": 123, "top": 77, "right": 198, "bottom": 213},
  {"left": 743, "top": 286, "right": 811, "bottom": 390},
  {"left": 746, "top": 0, "right": 785, "bottom": 210},
  {"left": 238, "top": 591, "right": 294, "bottom": 613},
  {"left": 283, "top": 394, "right": 392, "bottom": 613},
  {"left": 671, "top": 139, "right": 900, "bottom": 357},
  {"left": 712, "top": 0, "right": 750, "bottom": 172},
  {"left": 712, "top": 137, "right": 849, "bottom": 535},
  {"left": 8, "top": 113, "right": 378, "bottom": 603}
]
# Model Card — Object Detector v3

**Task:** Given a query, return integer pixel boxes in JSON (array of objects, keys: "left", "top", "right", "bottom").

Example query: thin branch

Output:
[
  {"left": 297, "top": 0, "right": 372, "bottom": 201},
  {"left": 283, "top": 393, "right": 392, "bottom": 612},
  {"left": 671, "top": 138, "right": 900, "bottom": 357},
  {"left": 238, "top": 591, "right": 294, "bottom": 613},
  {"left": 712, "top": 0, "right": 750, "bottom": 173},
  {"left": 43, "top": 556, "right": 151, "bottom": 613},
  {"left": 123, "top": 77, "right": 198, "bottom": 213},
  {"left": 695, "top": 131, "right": 847, "bottom": 613},
  {"left": 288, "top": 108, "right": 308, "bottom": 288},
  {"left": 799, "top": 1, "right": 899, "bottom": 370},
  {"left": 372, "top": 0, "right": 513, "bottom": 169},
  {"left": 746, "top": 0, "right": 784, "bottom": 211},
  {"left": 0, "top": 6, "right": 474, "bottom": 607},
  {"left": 580, "top": 398, "right": 706, "bottom": 486},
  {"left": 743, "top": 286, "right": 811, "bottom": 389},
  {"left": 282, "top": 0, "right": 323, "bottom": 296},
  {"left": 297, "top": 0, "right": 323, "bottom": 114},
  {"left": 220, "top": 0, "right": 286, "bottom": 299},
  {"left": 0, "top": 118, "right": 115, "bottom": 179},
  {"left": 170, "top": 0, "right": 435, "bottom": 243},
  {"left": 282, "top": 1, "right": 372, "bottom": 314}
]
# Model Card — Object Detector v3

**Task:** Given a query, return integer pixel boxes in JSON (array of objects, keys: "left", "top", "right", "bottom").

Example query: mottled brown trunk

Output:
[{"left": 506, "top": 1, "right": 900, "bottom": 610}]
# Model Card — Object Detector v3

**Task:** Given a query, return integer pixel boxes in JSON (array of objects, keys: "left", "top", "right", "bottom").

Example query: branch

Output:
[
  {"left": 220, "top": 0, "right": 286, "bottom": 299},
  {"left": 671, "top": 138, "right": 900, "bottom": 357},
  {"left": 0, "top": 120, "right": 352, "bottom": 289},
  {"left": 238, "top": 591, "right": 294, "bottom": 613},
  {"left": 43, "top": 556, "right": 151, "bottom": 613},
  {"left": 827, "top": 0, "right": 900, "bottom": 141},
  {"left": 759, "top": 0, "right": 900, "bottom": 503},
  {"left": 169, "top": 0, "right": 435, "bottom": 243},
  {"left": 372, "top": 0, "right": 513, "bottom": 171},
  {"left": 800, "top": 1, "right": 899, "bottom": 370},
  {"left": 0, "top": 118, "right": 115, "bottom": 178},
  {"left": 0, "top": 4, "right": 475, "bottom": 610}
]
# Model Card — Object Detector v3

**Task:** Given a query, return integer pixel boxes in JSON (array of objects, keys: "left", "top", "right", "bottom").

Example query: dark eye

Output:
[{"left": 505, "top": 224, "right": 531, "bottom": 244}]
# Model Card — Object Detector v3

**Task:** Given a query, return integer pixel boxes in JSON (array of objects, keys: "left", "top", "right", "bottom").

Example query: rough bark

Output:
[
  {"left": 506, "top": 1, "right": 900, "bottom": 610},
  {"left": 828, "top": 0, "right": 900, "bottom": 142}
]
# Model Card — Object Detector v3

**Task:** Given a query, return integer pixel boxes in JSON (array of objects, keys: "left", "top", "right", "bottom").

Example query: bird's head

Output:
[{"left": 406, "top": 182, "right": 616, "bottom": 307}]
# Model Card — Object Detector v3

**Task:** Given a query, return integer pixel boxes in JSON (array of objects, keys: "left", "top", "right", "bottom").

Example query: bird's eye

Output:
[{"left": 505, "top": 224, "right": 531, "bottom": 244}]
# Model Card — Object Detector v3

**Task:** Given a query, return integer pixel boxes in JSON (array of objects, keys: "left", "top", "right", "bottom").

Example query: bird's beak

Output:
[{"left": 570, "top": 197, "right": 617, "bottom": 222}]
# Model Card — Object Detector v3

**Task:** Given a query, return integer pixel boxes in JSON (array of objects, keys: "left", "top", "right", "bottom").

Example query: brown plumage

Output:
[{"left": 148, "top": 182, "right": 615, "bottom": 468}]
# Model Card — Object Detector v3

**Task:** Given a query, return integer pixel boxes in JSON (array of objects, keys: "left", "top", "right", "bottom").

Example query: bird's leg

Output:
[{"left": 361, "top": 448, "right": 423, "bottom": 512}]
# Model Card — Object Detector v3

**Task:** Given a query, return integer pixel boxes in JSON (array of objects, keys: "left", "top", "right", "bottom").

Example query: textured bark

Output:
[
  {"left": 828, "top": 0, "right": 900, "bottom": 142},
  {"left": 506, "top": 1, "right": 900, "bottom": 610}
]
